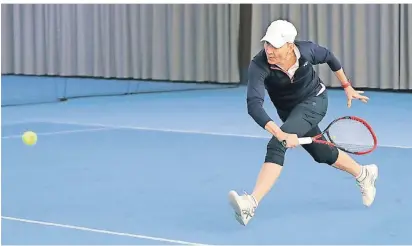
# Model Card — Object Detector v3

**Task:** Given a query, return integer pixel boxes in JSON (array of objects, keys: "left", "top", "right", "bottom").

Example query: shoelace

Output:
[
  {"left": 357, "top": 183, "right": 366, "bottom": 195},
  {"left": 240, "top": 191, "right": 256, "bottom": 219},
  {"left": 242, "top": 208, "right": 253, "bottom": 219}
]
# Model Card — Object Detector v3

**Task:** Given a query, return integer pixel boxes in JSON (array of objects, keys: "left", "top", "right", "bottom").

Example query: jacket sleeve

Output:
[
  {"left": 246, "top": 61, "right": 273, "bottom": 129},
  {"left": 307, "top": 41, "right": 342, "bottom": 72}
]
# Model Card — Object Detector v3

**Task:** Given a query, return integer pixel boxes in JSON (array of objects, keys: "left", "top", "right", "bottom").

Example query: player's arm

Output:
[
  {"left": 246, "top": 61, "right": 285, "bottom": 139},
  {"left": 308, "top": 41, "right": 369, "bottom": 106},
  {"left": 308, "top": 42, "right": 350, "bottom": 87}
]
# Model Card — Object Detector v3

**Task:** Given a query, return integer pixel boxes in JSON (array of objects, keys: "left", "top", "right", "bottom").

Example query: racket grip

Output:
[
  {"left": 281, "top": 137, "right": 313, "bottom": 147},
  {"left": 298, "top": 137, "right": 313, "bottom": 145}
]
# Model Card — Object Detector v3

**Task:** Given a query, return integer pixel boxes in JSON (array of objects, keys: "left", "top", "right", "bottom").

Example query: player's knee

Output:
[
  {"left": 312, "top": 147, "right": 339, "bottom": 165},
  {"left": 265, "top": 137, "right": 287, "bottom": 166}
]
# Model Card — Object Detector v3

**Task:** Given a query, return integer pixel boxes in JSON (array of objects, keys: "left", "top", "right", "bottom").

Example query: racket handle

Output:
[
  {"left": 281, "top": 137, "right": 313, "bottom": 147},
  {"left": 298, "top": 137, "right": 313, "bottom": 145}
]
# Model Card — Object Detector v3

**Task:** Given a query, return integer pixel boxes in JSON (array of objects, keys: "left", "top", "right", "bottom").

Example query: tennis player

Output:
[{"left": 228, "top": 20, "right": 378, "bottom": 226}]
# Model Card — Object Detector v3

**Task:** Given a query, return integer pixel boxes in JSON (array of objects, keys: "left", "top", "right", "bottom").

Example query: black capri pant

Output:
[{"left": 265, "top": 91, "right": 339, "bottom": 166}]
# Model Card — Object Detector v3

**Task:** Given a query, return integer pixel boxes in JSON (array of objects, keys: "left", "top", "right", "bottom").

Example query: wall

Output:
[
  {"left": 2, "top": 3, "right": 411, "bottom": 99},
  {"left": 1, "top": 75, "right": 233, "bottom": 106}
]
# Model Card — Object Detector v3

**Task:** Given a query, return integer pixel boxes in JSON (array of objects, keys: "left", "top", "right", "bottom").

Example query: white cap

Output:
[{"left": 260, "top": 20, "right": 297, "bottom": 48}]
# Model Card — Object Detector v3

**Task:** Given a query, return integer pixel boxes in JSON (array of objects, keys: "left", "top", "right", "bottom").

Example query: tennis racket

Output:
[{"left": 282, "top": 116, "right": 378, "bottom": 155}]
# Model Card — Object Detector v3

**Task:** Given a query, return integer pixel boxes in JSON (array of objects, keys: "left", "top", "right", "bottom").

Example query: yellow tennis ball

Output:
[{"left": 22, "top": 131, "right": 37, "bottom": 146}]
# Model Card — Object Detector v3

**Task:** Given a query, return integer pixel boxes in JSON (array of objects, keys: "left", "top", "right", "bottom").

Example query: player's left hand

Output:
[{"left": 344, "top": 86, "right": 369, "bottom": 108}]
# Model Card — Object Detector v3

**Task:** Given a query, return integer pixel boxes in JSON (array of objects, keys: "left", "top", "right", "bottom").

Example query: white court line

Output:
[
  {"left": 1, "top": 127, "right": 114, "bottom": 139},
  {"left": 35, "top": 119, "right": 412, "bottom": 149},
  {"left": 2, "top": 120, "right": 44, "bottom": 126},
  {"left": 3, "top": 119, "right": 412, "bottom": 149},
  {"left": 2, "top": 216, "right": 209, "bottom": 245}
]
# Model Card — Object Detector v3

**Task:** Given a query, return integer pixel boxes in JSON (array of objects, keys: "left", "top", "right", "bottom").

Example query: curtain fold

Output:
[
  {"left": 399, "top": 4, "right": 412, "bottom": 90},
  {"left": 250, "top": 4, "right": 401, "bottom": 89},
  {"left": 1, "top": 4, "right": 241, "bottom": 83}
]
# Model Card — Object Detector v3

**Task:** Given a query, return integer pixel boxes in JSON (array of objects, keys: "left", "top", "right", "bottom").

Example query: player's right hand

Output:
[{"left": 277, "top": 131, "right": 299, "bottom": 148}]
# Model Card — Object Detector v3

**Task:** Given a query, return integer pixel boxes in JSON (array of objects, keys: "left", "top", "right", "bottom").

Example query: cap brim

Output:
[{"left": 261, "top": 35, "right": 286, "bottom": 48}]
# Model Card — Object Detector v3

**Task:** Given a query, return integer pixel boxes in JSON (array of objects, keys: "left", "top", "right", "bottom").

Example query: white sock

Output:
[
  {"left": 356, "top": 166, "right": 367, "bottom": 182},
  {"left": 250, "top": 194, "right": 259, "bottom": 207}
]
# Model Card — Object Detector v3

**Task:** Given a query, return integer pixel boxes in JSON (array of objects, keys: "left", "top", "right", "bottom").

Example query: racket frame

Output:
[{"left": 283, "top": 116, "right": 378, "bottom": 155}]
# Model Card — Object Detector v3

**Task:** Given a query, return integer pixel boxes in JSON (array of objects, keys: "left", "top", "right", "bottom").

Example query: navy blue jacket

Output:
[{"left": 247, "top": 40, "right": 342, "bottom": 129}]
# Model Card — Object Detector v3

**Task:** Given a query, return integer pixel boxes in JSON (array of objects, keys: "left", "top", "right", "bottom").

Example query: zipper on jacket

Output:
[{"left": 270, "top": 65, "right": 295, "bottom": 83}]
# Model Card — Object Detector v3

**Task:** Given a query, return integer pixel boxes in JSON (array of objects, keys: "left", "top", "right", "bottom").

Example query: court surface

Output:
[{"left": 2, "top": 86, "right": 412, "bottom": 245}]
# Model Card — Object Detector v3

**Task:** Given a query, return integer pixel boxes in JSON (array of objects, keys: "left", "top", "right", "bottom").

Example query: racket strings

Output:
[{"left": 327, "top": 119, "right": 375, "bottom": 152}]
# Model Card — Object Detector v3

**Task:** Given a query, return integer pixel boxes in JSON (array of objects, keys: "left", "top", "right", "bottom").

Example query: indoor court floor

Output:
[{"left": 2, "top": 86, "right": 412, "bottom": 245}]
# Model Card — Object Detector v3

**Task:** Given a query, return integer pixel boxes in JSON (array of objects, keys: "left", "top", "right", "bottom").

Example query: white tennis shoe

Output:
[
  {"left": 356, "top": 164, "right": 378, "bottom": 207},
  {"left": 228, "top": 164, "right": 378, "bottom": 226},
  {"left": 228, "top": 190, "right": 258, "bottom": 226}
]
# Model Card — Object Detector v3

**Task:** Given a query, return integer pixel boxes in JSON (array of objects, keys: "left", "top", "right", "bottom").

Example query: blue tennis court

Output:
[{"left": 2, "top": 86, "right": 412, "bottom": 244}]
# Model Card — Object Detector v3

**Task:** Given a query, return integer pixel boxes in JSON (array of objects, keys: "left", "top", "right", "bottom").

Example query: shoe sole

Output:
[{"left": 228, "top": 190, "right": 246, "bottom": 226}]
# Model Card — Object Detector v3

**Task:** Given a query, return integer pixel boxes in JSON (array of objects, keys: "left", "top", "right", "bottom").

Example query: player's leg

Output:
[
  {"left": 250, "top": 92, "right": 331, "bottom": 204},
  {"left": 227, "top": 134, "right": 288, "bottom": 226},
  {"left": 228, "top": 93, "right": 329, "bottom": 226},
  {"left": 300, "top": 126, "right": 359, "bottom": 175},
  {"left": 302, "top": 126, "right": 378, "bottom": 206}
]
